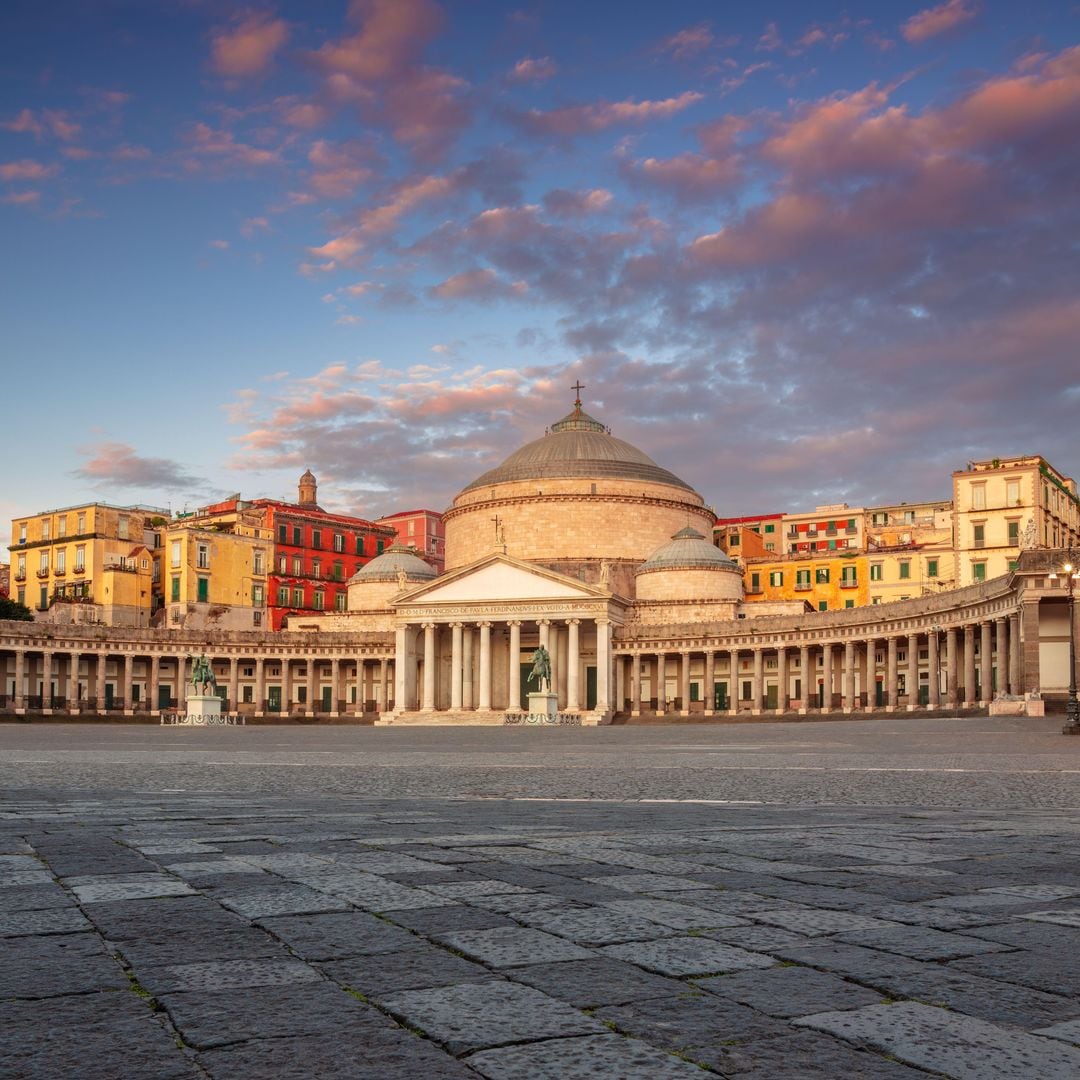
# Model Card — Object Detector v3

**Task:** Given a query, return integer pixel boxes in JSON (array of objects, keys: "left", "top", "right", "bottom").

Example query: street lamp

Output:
[{"left": 1048, "top": 552, "right": 1080, "bottom": 734}]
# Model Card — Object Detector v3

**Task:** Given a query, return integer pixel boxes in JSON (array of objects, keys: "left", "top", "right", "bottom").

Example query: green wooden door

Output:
[
  {"left": 158, "top": 684, "right": 171, "bottom": 709},
  {"left": 322, "top": 686, "right": 333, "bottom": 712},
  {"left": 765, "top": 684, "right": 778, "bottom": 709},
  {"left": 268, "top": 686, "right": 282, "bottom": 712},
  {"left": 586, "top": 667, "right": 597, "bottom": 710},
  {"left": 519, "top": 663, "right": 531, "bottom": 710},
  {"left": 714, "top": 682, "right": 727, "bottom": 710}
]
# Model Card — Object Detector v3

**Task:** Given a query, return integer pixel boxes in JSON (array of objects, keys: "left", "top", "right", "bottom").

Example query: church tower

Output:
[{"left": 298, "top": 469, "right": 318, "bottom": 507}]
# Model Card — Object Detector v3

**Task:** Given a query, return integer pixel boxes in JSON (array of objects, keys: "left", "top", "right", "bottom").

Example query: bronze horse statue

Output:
[
  {"left": 528, "top": 645, "right": 551, "bottom": 693},
  {"left": 189, "top": 654, "right": 217, "bottom": 696}
]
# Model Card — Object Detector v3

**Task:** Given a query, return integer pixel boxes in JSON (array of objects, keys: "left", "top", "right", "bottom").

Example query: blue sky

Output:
[{"left": 2, "top": 0, "right": 1079, "bottom": 549}]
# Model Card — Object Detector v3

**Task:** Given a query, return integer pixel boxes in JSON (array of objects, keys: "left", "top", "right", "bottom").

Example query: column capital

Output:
[
  {"left": 422, "top": 621, "right": 436, "bottom": 630},
  {"left": 478, "top": 620, "right": 493, "bottom": 629},
  {"left": 507, "top": 619, "right": 522, "bottom": 627},
  {"left": 450, "top": 621, "right": 464, "bottom": 629},
  {"left": 537, "top": 617, "right": 551, "bottom": 626},
  {"left": 567, "top": 617, "right": 580, "bottom": 626}
]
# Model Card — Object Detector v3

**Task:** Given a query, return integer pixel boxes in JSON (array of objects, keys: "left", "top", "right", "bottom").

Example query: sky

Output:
[{"left": 2, "top": 0, "right": 1079, "bottom": 549}]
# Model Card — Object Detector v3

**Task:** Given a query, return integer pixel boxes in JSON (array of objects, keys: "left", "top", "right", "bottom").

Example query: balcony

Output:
[
  {"left": 13, "top": 571, "right": 26, "bottom": 582},
  {"left": 73, "top": 564, "right": 85, "bottom": 574},
  {"left": 36, "top": 568, "right": 50, "bottom": 578},
  {"left": 54, "top": 567, "right": 66, "bottom": 577},
  {"left": 794, "top": 583, "right": 812, "bottom": 592},
  {"left": 840, "top": 578, "right": 859, "bottom": 589}
]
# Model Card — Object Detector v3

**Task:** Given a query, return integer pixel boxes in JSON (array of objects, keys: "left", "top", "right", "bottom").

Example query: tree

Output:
[{"left": 0, "top": 596, "right": 33, "bottom": 621}]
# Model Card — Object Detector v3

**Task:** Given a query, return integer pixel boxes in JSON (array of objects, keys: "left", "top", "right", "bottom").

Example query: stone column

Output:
[
  {"left": 964, "top": 624, "right": 977, "bottom": 705},
  {"left": 329, "top": 657, "right": 340, "bottom": 716},
  {"left": 69, "top": 651, "right": 80, "bottom": 713},
  {"left": 704, "top": 650, "right": 715, "bottom": 716},
  {"left": 422, "top": 623, "right": 436, "bottom": 712},
  {"left": 95, "top": 653, "right": 107, "bottom": 713},
  {"left": 751, "top": 648, "right": 763, "bottom": 714},
  {"left": 680, "top": 651, "right": 691, "bottom": 716},
  {"left": 995, "top": 616, "right": 1008, "bottom": 699},
  {"left": 149, "top": 654, "right": 160, "bottom": 713},
  {"left": 451, "top": 623, "right": 464, "bottom": 710},
  {"left": 656, "top": 652, "right": 667, "bottom": 715},
  {"left": 228, "top": 657, "right": 239, "bottom": 713},
  {"left": 549, "top": 624, "right": 561, "bottom": 703},
  {"left": 946, "top": 627, "right": 958, "bottom": 708},
  {"left": 615, "top": 652, "right": 626, "bottom": 715},
  {"left": 462, "top": 626, "right": 474, "bottom": 710},
  {"left": 886, "top": 637, "right": 898, "bottom": 710},
  {"left": 629, "top": 649, "right": 640, "bottom": 717},
  {"left": 928, "top": 630, "right": 941, "bottom": 708},
  {"left": 282, "top": 658, "right": 292, "bottom": 715},
  {"left": 596, "top": 619, "right": 611, "bottom": 712},
  {"left": 306, "top": 657, "right": 317, "bottom": 716},
  {"left": 775, "top": 646, "right": 787, "bottom": 713},
  {"left": 394, "top": 625, "right": 408, "bottom": 712},
  {"left": 254, "top": 657, "right": 265, "bottom": 715},
  {"left": 564, "top": 620, "right": 580, "bottom": 712},
  {"left": 728, "top": 651, "right": 739, "bottom": 714},
  {"left": 177, "top": 656, "right": 187, "bottom": 711},
  {"left": 478, "top": 622, "right": 492, "bottom": 711},
  {"left": 123, "top": 652, "right": 134, "bottom": 713},
  {"left": 843, "top": 641, "right": 855, "bottom": 712},
  {"left": 821, "top": 644, "right": 833, "bottom": 712},
  {"left": 12, "top": 649, "right": 25, "bottom": 711},
  {"left": 41, "top": 650, "right": 53, "bottom": 710},
  {"left": 355, "top": 658, "right": 366, "bottom": 713},
  {"left": 1008, "top": 612, "right": 1020, "bottom": 695},
  {"left": 538, "top": 618, "right": 550, "bottom": 654},
  {"left": 980, "top": 621, "right": 993, "bottom": 704},
  {"left": 376, "top": 658, "right": 387, "bottom": 712},
  {"left": 798, "top": 645, "right": 809, "bottom": 714},
  {"left": 507, "top": 620, "right": 521, "bottom": 711},
  {"left": 907, "top": 633, "right": 920, "bottom": 710}
]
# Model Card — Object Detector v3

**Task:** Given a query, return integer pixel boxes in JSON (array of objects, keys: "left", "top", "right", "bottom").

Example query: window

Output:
[
  {"left": 872, "top": 596, "right": 881, "bottom": 605},
  {"left": 292, "top": 556, "right": 302, "bottom": 575},
  {"left": 293, "top": 587, "right": 304, "bottom": 606},
  {"left": 277, "top": 585, "right": 289, "bottom": 605},
  {"left": 903, "top": 510, "right": 915, "bottom": 525},
  {"left": 377, "top": 539, "right": 384, "bottom": 555},
  {"left": 77, "top": 513, "right": 86, "bottom": 533},
  {"left": 196, "top": 544, "right": 209, "bottom": 569},
  {"left": 313, "top": 590, "right": 325, "bottom": 610},
  {"left": 171, "top": 540, "right": 181, "bottom": 568},
  {"left": 333, "top": 560, "right": 343, "bottom": 580},
  {"left": 118, "top": 515, "right": 129, "bottom": 539},
  {"left": 1006, "top": 478, "right": 1020, "bottom": 505},
  {"left": 871, "top": 512, "right": 887, "bottom": 526},
  {"left": 971, "top": 483, "right": 986, "bottom": 510},
  {"left": 197, "top": 577, "right": 209, "bottom": 602},
  {"left": 39, "top": 551, "right": 49, "bottom": 573},
  {"left": 355, "top": 536, "right": 365, "bottom": 556},
  {"left": 18, "top": 523, "right": 26, "bottom": 544},
  {"left": 973, "top": 562, "right": 986, "bottom": 582},
  {"left": 765, "top": 542, "right": 775, "bottom": 552},
  {"left": 818, "top": 601, "right": 828, "bottom": 611},
  {"left": 845, "top": 599, "right": 854, "bottom": 608},
  {"left": 312, "top": 529, "right": 322, "bottom": 550},
  {"left": 312, "top": 559, "right": 321, "bottom": 579},
  {"left": 729, "top": 533, "right": 740, "bottom": 546},
  {"left": 74, "top": 545, "right": 85, "bottom": 571},
  {"left": 750, "top": 572, "right": 761, "bottom": 592},
  {"left": 407, "top": 519, "right": 415, "bottom": 535},
  {"left": 1008, "top": 559, "right": 1019, "bottom": 571},
  {"left": 333, "top": 533, "right": 344, "bottom": 552},
  {"left": 42, "top": 519, "right": 51, "bottom": 541},
  {"left": 253, "top": 611, "right": 262, "bottom": 627},
  {"left": 927, "top": 559, "right": 938, "bottom": 578},
  {"left": 39, "top": 585, "right": 48, "bottom": 610},
  {"left": 16, "top": 554, "right": 25, "bottom": 577},
  {"left": 253, "top": 550, "right": 264, "bottom": 575},
  {"left": 293, "top": 525, "right": 302, "bottom": 546},
  {"left": 796, "top": 569, "right": 810, "bottom": 589},
  {"left": 972, "top": 524, "right": 985, "bottom": 549},
  {"left": 278, "top": 524, "right": 288, "bottom": 544},
  {"left": 1007, "top": 521, "right": 1019, "bottom": 544},
  {"left": 252, "top": 584, "right": 264, "bottom": 606},
  {"left": 56, "top": 550, "right": 66, "bottom": 573},
  {"left": 841, "top": 567, "right": 857, "bottom": 585},
  {"left": 279, "top": 554, "right": 288, "bottom": 573},
  {"left": 171, "top": 576, "right": 180, "bottom": 602},
  {"left": 152, "top": 560, "right": 160, "bottom": 582},
  {"left": 335, "top": 591, "right": 347, "bottom": 611},
  {"left": 769, "top": 570, "right": 783, "bottom": 587},
  {"left": 870, "top": 563, "right": 883, "bottom": 581},
  {"left": 816, "top": 567, "right": 830, "bottom": 583},
  {"left": 764, "top": 523, "right": 775, "bottom": 534},
  {"left": 899, "top": 561, "right": 911, "bottom": 579}
]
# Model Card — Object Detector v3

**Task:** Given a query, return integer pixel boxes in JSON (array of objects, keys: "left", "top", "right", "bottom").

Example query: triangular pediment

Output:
[{"left": 395, "top": 554, "right": 605, "bottom": 606}]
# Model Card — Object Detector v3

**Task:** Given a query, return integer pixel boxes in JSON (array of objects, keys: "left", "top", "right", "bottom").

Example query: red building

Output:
[{"left": 375, "top": 508, "right": 445, "bottom": 575}]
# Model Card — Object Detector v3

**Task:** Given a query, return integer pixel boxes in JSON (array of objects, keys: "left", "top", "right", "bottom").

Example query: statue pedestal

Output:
[
  {"left": 527, "top": 692, "right": 558, "bottom": 720},
  {"left": 186, "top": 695, "right": 222, "bottom": 720}
]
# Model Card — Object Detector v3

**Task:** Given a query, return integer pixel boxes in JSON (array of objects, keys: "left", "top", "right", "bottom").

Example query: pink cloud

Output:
[
  {"left": 0, "top": 190, "right": 40, "bottom": 205},
  {"left": 0, "top": 108, "right": 79, "bottom": 141},
  {"left": 277, "top": 98, "right": 331, "bottom": 129},
  {"left": 515, "top": 91, "right": 704, "bottom": 137},
  {"left": 1, "top": 108, "right": 43, "bottom": 137},
  {"left": 902, "top": 0, "right": 978, "bottom": 44},
  {"left": 430, "top": 268, "right": 527, "bottom": 300},
  {"left": 757, "top": 21, "right": 783, "bottom": 52},
  {"left": 241, "top": 216, "right": 270, "bottom": 238},
  {"left": 183, "top": 123, "right": 280, "bottom": 169},
  {"left": 541, "top": 188, "right": 613, "bottom": 217},
  {"left": 210, "top": 12, "right": 290, "bottom": 77},
  {"left": 0, "top": 159, "right": 58, "bottom": 181},
  {"left": 658, "top": 23, "right": 714, "bottom": 60},
  {"left": 311, "top": 0, "right": 441, "bottom": 81},
  {"left": 306, "top": 139, "right": 378, "bottom": 198},
  {"left": 75, "top": 442, "right": 201, "bottom": 490},
  {"left": 508, "top": 57, "right": 558, "bottom": 83},
  {"left": 625, "top": 153, "right": 741, "bottom": 200}
]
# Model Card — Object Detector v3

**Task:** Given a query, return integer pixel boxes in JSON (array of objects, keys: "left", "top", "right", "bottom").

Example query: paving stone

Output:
[
  {"left": 196, "top": 1028, "right": 477, "bottom": 1079},
  {"left": 951, "top": 950, "right": 1080, "bottom": 998},
  {"left": 257, "top": 910, "right": 419, "bottom": 960},
  {"left": 849, "top": 901, "right": 1001, "bottom": 930},
  {"left": 381, "top": 980, "right": 605, "bottom": 1055},
  {"left": 0, "top": 868, "right": 54, "bottom": 887},
  {"left": 214, "top": 884, "right": 351, "bottom": 918},
  {"left": 84, "top": 895, "right": 250, "bottom": 940},
  {"left": 769, "top": 942, "right": 930, "bottom": 982},
  {"left": 436, "top": 926, "right": 593, "bottom": 968},
  {"left": 1034, "top": 1020, "right": 1080, "bottom": 1046},
  {"left": 601, "top": 897, "right": 749, "bottom": 930},
  {"left": 114, "top": 929, "right": 287, "bottom": 969},
  {"left": 682, "top": 1029, "right": 934, "bottom": 1078},
  {"left": 384, "top": 904, "right": 518, "bottom": 935},
  {"left": 469, "top": 890, "right": 572, "bottom": 913},
  {"left": 158, "top": 982, "right": 390, "bottom": 1049},
  {"left": 695, "top": 965, "right": 884, "bottom": 1017},
  {"left": 311, "top": 873, "right": 455, "bottom": 911},
  {"left": 164, "top": 858, "right": 262, "bottom": 877},
  {"left": 833, "top": 925, "right": 1014, "bottom": 960},
  {"left": 0, "top": 883, "right": 73, "bottom": 911},
  {"left": 70, "top": 874, "right": 197, "bottom": 903},
  {"left": 517, "top": 905, "right": 677, "bottom": 946},
  {"left": 464, "top": 1032, "right": 709, "bottom": 1079},
  {"left": 1021, "top": 908, "right": 1080, "bottom": 927},
  {"left": 963, "top": 920, "right": 1080, "bottom": 952},
  {"left": 928, "top": 891, "right": 1055, "bottom": 911},
  {"left": 0, "top": 991, "right": 194, "bottom": 1080},
  {"left": 0, "top": 932, "right": 128, "bottom": 998},
  {"left": 140, "top": 956, "right": 323, "bottom": 994},
  {"left": 796, "top": 1000, "right": 1080, "bottom": 1079},
  {"left": 750, "top": 909, "right": 901, "bottom": 936},
  {"left": 507, "top": 956, "right": 687, "bottom": 1007},
  {"left": 585, "top": 872, "right": 710, "bottom": 892},
  {"left": 0, "top": 906, "right": 91, "bottom": 936},
  {"left": 660, "top": 889, "right": 807, "bottom": 915},
  {"left": 705, "top": 925, "right": 816, "bottom": 953},
  {"left": 601, "top": 936, "right": 777, "bottom": 977},
  {"left": 983, "top": 884, "right": 1080, "bottom": 900},
  {"left": 420, "top": 880, "right": 535, "bottom": 898},
  {"left": 321, "top": 944, "right": 496, "bottom": 995}
]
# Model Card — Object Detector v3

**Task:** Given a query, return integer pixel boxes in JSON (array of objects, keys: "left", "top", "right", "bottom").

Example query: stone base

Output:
[
  {"left": 186, "top": 695, "right": 223, "bottom": 719},
  {"left": 528, "top": 692, "right": 559, "bottom": 719},
  {"left": 989, "top": 698, "right": 1045, "bottom": 717},
  {"left": 377, "top": 709, "right": 606, "bottom": 726}
]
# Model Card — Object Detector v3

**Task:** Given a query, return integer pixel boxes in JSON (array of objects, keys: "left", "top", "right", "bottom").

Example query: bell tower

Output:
[{"left": 298, "top": 469, "right": 318, "bottom": 507}]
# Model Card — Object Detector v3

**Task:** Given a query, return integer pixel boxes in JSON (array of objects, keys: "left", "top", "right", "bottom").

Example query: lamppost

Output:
[{"left": 1049, "top": 552, "right": 1080, "bottom": 734}]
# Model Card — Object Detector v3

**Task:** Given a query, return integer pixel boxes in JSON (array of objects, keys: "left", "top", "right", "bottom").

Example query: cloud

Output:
[
  {"left": 658, "top": 23, "right": 714, "bottom": 60},
  {"left": 513, "top": 91, "right": 704, "bottom": 137},
  {"left": 311, "top": 0, "right": 440, "bottom": 81},
  {"left": 209, "top": 239, "right": 230, "bottom": 249},
  {"left": 508, "top": 56, "right": 558, "bottom": 83},
  {"left": 75, "top": 442, "right": 202, "bottom": 491},
  {"left": 902, "top": 0, "right": 979, "bottom": 44},
  {"left": 0, "top": 159, "right": 58, "bottom": 181},
  {"left": 0, "top": 108, "right": 79, "bottom": 141},
  {"left": 210, "top": 12, "right": 290, "bottom": 77},
  {"left": 429, "top": 268, "right": 527, "bottom": 300},
  {"left": 240, "top": 216, "right": 270, "bottom": 237},
  {"left": 0, "top": 190, "right": 40, "bottom": 205},
  {"left": 182, "top": 123, "right": 281, "bottom": 170},
  {"left": 541, "top": 188, "right": 613, "bottom": 217}
]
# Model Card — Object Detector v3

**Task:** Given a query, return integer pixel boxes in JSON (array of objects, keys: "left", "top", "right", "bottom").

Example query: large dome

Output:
[
  {"left": 638, "top": 526, "right": 737, "bottom": 572},
  {"left": 462, "top": 405, "right": 694, "bottom": 492},
  {"left": 350, "top": 544, "right": 437, "bottom": 583}
]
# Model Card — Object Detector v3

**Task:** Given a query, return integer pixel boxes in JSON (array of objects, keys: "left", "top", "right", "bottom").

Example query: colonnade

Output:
[{"left": 619, "top": 614, "right": 1020, "bottom": 716}]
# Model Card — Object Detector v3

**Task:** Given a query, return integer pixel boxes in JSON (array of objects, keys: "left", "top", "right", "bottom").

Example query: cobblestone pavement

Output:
[{"left": 2, "top": 719, "right": 1080, "bottom": 1077}]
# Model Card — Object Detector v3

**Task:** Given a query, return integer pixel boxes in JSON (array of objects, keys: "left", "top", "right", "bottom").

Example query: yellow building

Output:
[
  {"left": 743, "top": 551, "right": 869, "bottom": 611},
  {"left": 953, "top": 456, "right": 1080, "bottom": 588},
  {"left": 864, "top": 499, "right": 955, "bottom": 604},
  {"left": 9, "top": 502, "right": 165, "bottom": 626},
  {"left": 161, "top": 523, "right": 269, "bottom": 631}
]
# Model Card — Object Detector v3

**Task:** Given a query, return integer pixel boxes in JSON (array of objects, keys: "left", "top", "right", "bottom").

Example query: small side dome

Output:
[
  {"left": 637, "top": 526, "right": 735, "bottom": 573},
  {"left": 350, "top": 543, "right": 437, "bottom": 583}
]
